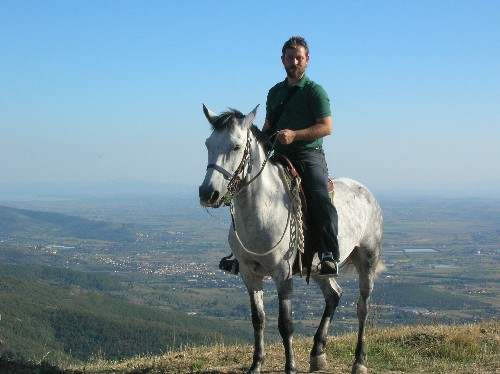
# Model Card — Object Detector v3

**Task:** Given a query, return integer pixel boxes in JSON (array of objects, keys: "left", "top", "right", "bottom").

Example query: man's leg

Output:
[{"left": 292, "top": 148, "right": 339, "bottom": 276}]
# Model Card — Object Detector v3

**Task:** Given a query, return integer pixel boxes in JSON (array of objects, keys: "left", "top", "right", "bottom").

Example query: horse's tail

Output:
[
  {"left": 340, "top": 256, "right": 357, "bottom": 273},
  {"left": 341, "top": 249, "right": 386, "bottom": 277},
  {"left": 374, "top": 261, "right": 386, "bottom": 276}
]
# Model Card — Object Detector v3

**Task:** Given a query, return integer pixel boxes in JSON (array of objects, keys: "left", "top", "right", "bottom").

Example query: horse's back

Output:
[{"left": 332, "top": 177, "right": 383, "bottom": 263}]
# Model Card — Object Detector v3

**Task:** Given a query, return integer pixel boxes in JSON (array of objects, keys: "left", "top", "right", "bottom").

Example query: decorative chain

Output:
[{"left": 290, "top": 175, "right": 304, "bottom": 254}]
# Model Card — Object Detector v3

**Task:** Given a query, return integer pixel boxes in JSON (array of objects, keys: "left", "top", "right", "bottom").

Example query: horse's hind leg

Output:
[{"left": 309, "top": 275, "right": 342, "bottom": 372}]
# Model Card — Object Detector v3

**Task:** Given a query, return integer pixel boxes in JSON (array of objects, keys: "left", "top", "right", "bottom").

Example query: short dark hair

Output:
[{"left": 282, "top": 36, "right": 309, "bottom": 56}]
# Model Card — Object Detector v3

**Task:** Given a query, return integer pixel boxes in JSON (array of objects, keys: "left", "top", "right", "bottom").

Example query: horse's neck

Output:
[{"left": 233, "top": 142, "right": 289, "bottom": 231}]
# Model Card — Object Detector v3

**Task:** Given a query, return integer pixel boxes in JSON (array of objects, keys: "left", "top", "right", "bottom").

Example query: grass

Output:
[{"left": 1, "top": 321, "right": 498, "bottom": 373}]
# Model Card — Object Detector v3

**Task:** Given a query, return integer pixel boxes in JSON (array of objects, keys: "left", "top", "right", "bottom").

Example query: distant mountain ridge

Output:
[
  {"left": 0, "top": 205, "right": 135, "bottom": 241},
  {"left": 0, "top": 180, "right": 197, "bottom": 200}
]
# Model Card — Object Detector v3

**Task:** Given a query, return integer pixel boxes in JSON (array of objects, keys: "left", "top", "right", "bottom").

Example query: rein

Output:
[
  {"left": 206, "top": 129, "right": 302, "bottom": 258},
  {"left": 233, "top": 132, "right": 280, "bottom": 196},
  {"left": 232, "top": 166, "right": 303, "bottom": 258}
]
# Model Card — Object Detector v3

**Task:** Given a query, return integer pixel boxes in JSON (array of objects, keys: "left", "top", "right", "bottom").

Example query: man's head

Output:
[
  {"left": 282, "top": 36, "right": 309, "bottom": 56},
  {"left": 281, "top": 36, "right": 309, "bottom": 82}
]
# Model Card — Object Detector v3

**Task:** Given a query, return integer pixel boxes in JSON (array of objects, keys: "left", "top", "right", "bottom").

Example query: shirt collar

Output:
[{"left": 282, "top": 74, "right": 308, "bottom": 89}]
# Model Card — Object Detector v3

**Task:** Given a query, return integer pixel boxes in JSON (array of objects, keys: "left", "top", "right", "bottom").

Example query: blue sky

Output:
[{"left": 1, "top": 0, "right": 499, "bottom": 197}]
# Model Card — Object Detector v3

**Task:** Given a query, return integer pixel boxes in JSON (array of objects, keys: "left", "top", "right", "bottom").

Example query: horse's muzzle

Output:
[{"left": 199, "top": 185, "right": 221, "bottom": 207}]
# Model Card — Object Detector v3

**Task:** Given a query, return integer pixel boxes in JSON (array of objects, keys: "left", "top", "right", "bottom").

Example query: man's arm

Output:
[{"left": 277, "top": 116, "right": 332, "bottom": 145}]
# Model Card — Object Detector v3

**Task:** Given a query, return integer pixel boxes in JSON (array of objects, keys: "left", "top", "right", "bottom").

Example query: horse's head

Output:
[{"left": 199, "top": 104, "right": 259, "bottom": 208}]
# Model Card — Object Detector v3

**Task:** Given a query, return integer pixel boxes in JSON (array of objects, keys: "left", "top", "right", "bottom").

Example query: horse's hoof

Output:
[
  {"left": 247, "top": 362, "right": 262, "bottom": 374},
  {"left": 310, "top": 352, "right": 327, "bottom": 371},
  {"left": 351, "top": 362, "right": 368, "bottom": 374}
]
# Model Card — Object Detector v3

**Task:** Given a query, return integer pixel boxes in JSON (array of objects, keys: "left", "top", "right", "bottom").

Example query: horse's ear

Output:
[
  {"left": 242, "top": 104, "right": 260, "bottom": 128},
  {"left": 202, "top": 104, "right": 218, "bottom": 126}
]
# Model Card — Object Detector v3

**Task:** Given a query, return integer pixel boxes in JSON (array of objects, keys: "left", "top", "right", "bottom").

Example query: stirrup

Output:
[
  {"left": 219, "top": 253, "right": 239, "bottom": 275},
  {"left": 318, "top": 257, "right": 339, "bottom": 278}
]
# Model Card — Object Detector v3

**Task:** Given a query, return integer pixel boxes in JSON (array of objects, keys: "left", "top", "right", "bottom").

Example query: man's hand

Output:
[
  {"left": 277, "top": 117, "right": 332, "bottom": 145},
  {"left": 278, "top": 129, "right": 296, "bottom": 145}
]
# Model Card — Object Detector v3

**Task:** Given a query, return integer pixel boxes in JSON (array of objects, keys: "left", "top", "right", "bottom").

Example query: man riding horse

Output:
[{"left": 220, "top": 36, "right": 339, "bottom": 277}]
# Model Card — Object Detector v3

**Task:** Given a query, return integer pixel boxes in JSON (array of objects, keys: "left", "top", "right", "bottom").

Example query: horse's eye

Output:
[{"left": 233, "top": 145, "right": 241, "bottom": 151}]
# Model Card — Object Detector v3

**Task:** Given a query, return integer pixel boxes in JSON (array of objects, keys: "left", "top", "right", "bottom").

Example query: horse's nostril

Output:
[
  {"left": 209, "top": 191, "right": 220, "bottom": 202},
  {"left": 199, "top": 185, "right": 220, "bottom": 204},
  {"left": 198, "top": 185, "right": 206, "bottom": 198}
]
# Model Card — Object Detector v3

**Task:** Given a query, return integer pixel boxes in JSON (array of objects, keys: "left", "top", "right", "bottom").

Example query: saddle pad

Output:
[{"left": 328, "top": 178, "right": 334, "bottom": 202}]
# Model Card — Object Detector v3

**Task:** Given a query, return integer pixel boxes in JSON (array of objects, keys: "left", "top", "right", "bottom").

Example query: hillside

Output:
[
  {"left": 0, "top": 268, "right": 252, "bottom": 364},
  {"left": 0, "top": 205, "right": 135, "bottom": 241},
  {"left": 1, "top": 321, "right": 498, "bottom": 373}
]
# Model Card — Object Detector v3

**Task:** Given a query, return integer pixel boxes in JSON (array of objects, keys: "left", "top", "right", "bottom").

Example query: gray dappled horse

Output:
[{"left": 199, "top": 105, "right": 384, "bottom": 374}]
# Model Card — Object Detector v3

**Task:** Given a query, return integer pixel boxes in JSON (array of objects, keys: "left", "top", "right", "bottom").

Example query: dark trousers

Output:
[{"left": 277, "top": 147, "right": 340, "bottom": 261}]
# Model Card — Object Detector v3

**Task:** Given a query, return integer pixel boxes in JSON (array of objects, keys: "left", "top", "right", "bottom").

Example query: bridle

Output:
[
  {"left": 206, "top": 129, "right": 278, "bottom": 206},
  {"left": 206, "top": 133, "right": 251, "bottom": 206}
]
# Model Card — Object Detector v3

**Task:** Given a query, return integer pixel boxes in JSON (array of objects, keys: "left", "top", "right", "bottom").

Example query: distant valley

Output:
[{"left": 0, "top": 194, "right": 498, "bottom": 366}]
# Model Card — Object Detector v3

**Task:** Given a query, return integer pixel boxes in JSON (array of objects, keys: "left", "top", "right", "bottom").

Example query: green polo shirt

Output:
[{"left": 266, "top": 75, "right": 331, "bottom": 150}]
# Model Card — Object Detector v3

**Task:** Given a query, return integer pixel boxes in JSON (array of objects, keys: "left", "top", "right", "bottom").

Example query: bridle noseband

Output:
[{"left": 206, "top": 131, "right": 252, "bottom": 205}]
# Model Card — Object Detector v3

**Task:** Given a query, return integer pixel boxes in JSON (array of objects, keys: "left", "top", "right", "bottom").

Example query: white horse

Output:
[{"left": 199, "top": 105, "right": 384, "bottom": 374}]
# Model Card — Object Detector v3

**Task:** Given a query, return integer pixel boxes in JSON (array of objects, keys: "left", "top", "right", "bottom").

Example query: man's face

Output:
[{"left": 282, "top": 46, "right": 309, "bottom": 81}]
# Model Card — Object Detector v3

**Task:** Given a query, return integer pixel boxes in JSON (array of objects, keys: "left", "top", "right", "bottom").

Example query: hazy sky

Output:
[{"left": 1, "top": 1, "right": 499, "bottom": 197}]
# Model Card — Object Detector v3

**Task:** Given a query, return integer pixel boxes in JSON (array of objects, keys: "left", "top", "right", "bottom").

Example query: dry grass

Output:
[
  {"left": 68, "top": 321, "right": 499, "bottom": 374},
  {"left": 4, "top": 321, "right": 498, "bottom": 373}
]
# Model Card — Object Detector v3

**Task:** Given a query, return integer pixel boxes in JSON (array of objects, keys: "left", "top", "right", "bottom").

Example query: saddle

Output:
[
  {"left": 272, "top": 154, "right": 334, "bottom": 281},
  {"left": 273, "top": 153, "right": 334, "bottom": 205}
]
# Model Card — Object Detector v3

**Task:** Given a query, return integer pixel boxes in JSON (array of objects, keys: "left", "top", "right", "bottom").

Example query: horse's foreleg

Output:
[
  {"left": 352, "top": 272, "right": 374, "bottom": 374},
  {"left": 248, "top": 289, "right": 265, "bottom": 374},
  {"left": 310, "top": 276, "right": 342, "bottom": 372},
  {"left": 276, "top": 278, "right": 297, "bottom": 374},
  {"left": 278, "top": 298, "right": 297, "bottom": 374}
]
